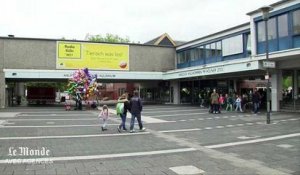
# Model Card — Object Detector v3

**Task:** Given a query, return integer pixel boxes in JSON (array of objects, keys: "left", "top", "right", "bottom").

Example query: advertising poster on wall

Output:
[{"left": 56, "top": 42, "right": 129, "bottom": 71}]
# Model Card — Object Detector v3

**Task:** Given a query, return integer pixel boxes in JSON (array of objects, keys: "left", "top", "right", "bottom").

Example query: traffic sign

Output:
[{"left": 263, "top": 61, "right": 276, "bottom": 68}]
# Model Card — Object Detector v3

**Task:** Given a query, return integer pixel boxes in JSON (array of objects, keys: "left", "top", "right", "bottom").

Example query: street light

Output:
[{"left": 260, "top": 5, "right": 273, "bottom": 124}]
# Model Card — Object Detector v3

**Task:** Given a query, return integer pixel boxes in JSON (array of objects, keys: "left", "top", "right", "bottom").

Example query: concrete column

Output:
[
  {"left": 16, "top": 82, "right": 25, "bottom": 97},
  {"left": 271, "top": 70, "right": 281, "bottom": 111},
  {"left": 171, "top": 80, "right": 180, "bottom": 104},
  {"left": 233, "top": 79, "right": 238, "bottom": 92},
  {"left": 0, "top": 71, "right": 6, "bottom": 108}
]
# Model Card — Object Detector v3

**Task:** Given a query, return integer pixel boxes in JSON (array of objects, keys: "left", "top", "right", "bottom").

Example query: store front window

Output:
[{"left": 282, "top": 70, "right": 294, "bottom": 101}]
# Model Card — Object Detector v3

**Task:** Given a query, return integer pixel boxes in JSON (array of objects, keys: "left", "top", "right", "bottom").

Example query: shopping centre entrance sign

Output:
[{"left": 163, "top": 60, "right": 260, "bottom": 80}]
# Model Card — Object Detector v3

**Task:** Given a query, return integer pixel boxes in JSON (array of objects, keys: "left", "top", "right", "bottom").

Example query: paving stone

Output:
[
  {"left": 34, "top": 169, "right": 56, "bottom": 175},
  {"left": 0, "top": 106, "right": 299, "bottom": 175},
  {"left": 109, "top": 169, "right": 133, "bottom": 175}
]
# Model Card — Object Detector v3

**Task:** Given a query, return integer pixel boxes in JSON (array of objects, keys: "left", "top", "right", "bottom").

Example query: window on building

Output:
[
  {"left": 278, "top": 14, "right": 288, "bottom": 37},
  {"left": 246, "top": 34, "right": 251, "bottom": 55},
  {"left": 205, "top": 44, "right": 211, "bottom": 58},
  {"left": 216, "top": 41, "right": 222, "bottom": 57},
  {"left": 278, "top": 13, "right": 289, "bottom": 50},
  {"left": 191, "top": 48, "right": 199, "bottom": 61},
  {"left": 268, "top": 18, "right": 277, "bottom": 40},
  {"left": 199, "top": 46, "right": 205, "bottom": 59},
  {"left": 211, "top": 43, "right": 216, "bottom": 57},
  {"left": 222, "top": 35, "right": 243, "bottom": 56},
  {"left": 185, "top": 50, "right": 191, "bottom": 62},
  {"left": 177, "top": 52, "right": 185, "bottom": 64},
  {"left": 293, "top": 9, "right": 300, "bottom": 35},
  {"left": 257, "top": 21, "right": 265, "bottom": 42}
]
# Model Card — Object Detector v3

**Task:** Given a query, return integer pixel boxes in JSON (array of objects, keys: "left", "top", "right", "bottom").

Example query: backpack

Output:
[{"left": 116, "top": 103, "right": 124, "bottom": 115}]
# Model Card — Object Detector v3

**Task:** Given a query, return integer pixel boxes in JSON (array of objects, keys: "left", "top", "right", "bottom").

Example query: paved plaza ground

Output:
[{"left": 0, "top": 105, "right": 299, "bottom": 175}]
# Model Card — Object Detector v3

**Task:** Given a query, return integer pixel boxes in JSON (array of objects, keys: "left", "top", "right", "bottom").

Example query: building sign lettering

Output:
[{"left": 178, "top": 67, "right": 224, "bottom": 77}]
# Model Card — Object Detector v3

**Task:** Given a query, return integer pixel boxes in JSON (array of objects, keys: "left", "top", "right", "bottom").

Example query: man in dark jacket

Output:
[
  {"left": 129, "top": 90, "right": 145, "bottom": 133},
  {"left": 252, "top": 89, "right": 261, "bottom": 114}
]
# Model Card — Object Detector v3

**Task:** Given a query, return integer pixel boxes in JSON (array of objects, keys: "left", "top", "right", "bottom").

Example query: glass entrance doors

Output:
[{"left": 281, "top": 70, "right": 300, "bottom": 111}]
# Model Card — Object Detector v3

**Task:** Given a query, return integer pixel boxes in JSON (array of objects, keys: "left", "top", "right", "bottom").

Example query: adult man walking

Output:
[
  {"left": 252, "top": 89, "right": 261, "bottom": 115},
  {"left": 129, "top": 90, "right": 146, "bottom": 133}
]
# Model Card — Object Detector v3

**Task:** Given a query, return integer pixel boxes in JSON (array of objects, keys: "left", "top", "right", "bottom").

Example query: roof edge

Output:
[
  {"left": 246, "top": 0, "right": 292, "bottom": 15},
  {"left": 0, "top": 36, "right": 175, "bottom": 48},
  {"left": 176, "top": 22, "right": 250, "bottom": 47}
]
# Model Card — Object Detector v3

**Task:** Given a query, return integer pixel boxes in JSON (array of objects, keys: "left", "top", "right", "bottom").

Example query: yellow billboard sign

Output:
[{"left": 57, "top": 42, "right": 129, "bottom": 70}]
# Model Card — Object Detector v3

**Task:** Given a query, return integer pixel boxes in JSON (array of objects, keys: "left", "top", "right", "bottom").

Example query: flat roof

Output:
[
  {"left": 175, "top": 22, "right": 250, "bottom": 48},
  {"left": 0, "top": 36, "right": 175, "bottom": 48}
]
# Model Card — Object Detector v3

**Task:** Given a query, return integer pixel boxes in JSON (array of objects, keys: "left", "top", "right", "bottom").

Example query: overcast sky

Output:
[{"left": 1, "top": 0, "right": 279, "bottom": 43}]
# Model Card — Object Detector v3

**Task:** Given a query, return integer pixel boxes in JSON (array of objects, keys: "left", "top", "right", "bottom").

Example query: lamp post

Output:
[{"left": 260, "top": 6, "right": 273, "bottom": 124}]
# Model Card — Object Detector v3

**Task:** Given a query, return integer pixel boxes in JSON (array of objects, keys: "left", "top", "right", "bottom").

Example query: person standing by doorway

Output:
[
  {"left": 211, "top": 89, "right": 220, "bottom": 114},
  {"left": 129, "top": 90, "right": 146, "bottom": 133}
]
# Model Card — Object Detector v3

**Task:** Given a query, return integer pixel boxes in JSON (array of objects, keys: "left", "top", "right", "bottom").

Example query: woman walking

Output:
[{"left": 117, "top": 93, "right": 130, "bottom": 132}]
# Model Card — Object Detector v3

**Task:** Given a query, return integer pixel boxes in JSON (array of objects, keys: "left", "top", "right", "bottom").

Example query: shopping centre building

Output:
[{"left": 0, "top": 0, "right": 299, "bottom": 111}]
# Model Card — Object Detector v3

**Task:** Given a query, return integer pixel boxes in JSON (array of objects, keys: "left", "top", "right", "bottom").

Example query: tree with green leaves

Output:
[{"left": 88, "top": 33, "right": 131, "bottom": 43}]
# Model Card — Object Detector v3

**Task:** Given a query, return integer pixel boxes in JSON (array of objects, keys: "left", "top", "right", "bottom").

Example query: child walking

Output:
[{"left": 98, "top": 105, "right": 109, "bottom": 131}]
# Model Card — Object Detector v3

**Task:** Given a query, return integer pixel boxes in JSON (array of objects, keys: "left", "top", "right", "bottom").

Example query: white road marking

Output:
[
  {"left": 237, "top": 136, "right": 261, "bottom": 140},
  {"left": 206, "top": 118, "right": 213, "bottom": 120},
  {"left": 0, "top": 132, "right": 151, "bottom": 140},
  {"left": 108, "top": 110, "right": 173, "bottom": 123},
  {"left": 4, "top": 122, "right": 15, "bottom": 125},
  {"left": 204, "top": 127, "right": 213, "bottom": 130},
  {"left": 160, "top": 128, "right": 202, "bottom": 133},
  {"left": 0, "top": 113, "right": 20, "bottom": 118},
  {"left": 226, "top": 125, "right": 234, "bottom": 127},
  {"left": 8, "top": 118, "right": 96, "bottom": 121},
  {"left": 214, "top": 117, "right": 220, "bottom": 119},
  {"left": 169, "top": 165, "right": 205, "bottom": 175},
  {"left": 0, "top": 120, "right": 6, "bottom": 125},
  {"left": 206, "top": 133, "right": 300, "bottom": 149},
  {"left": 198, "top": 118, "right": 204, "bottom": 120},
  {"left": 276, "top": 144, "right": 294, "bottom": 149},
  {"left": 245, "top": 123, "right": 254, "bottom": 125},
  {"left": 46, "top": 122, "right": 55, "bottom": 125},
  {"left": 216, "top": 126, "right": 225, "bottom": 128},
  {"left": 143, "top": 109, "right": 203, "bottom": 114},
  {"left": 151, "top": 112, "right": 208, "bottom": 117},
  {"left": 18, "top": 114, "right": 91, "bottom": 116},
  {"left": 236, "top": 124, "right": 245, "bottom": 126},
  {"left": 0, "top": 124, "right": 119, "bottom": 128},
  {"left": 180, "top": 120, "right": 186, "bottom": 122},
  {"left": 0, "top": 148, "right": 196, "bottom": 163}
]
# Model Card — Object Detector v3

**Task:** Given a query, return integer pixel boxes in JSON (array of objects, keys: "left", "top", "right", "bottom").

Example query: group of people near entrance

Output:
[
  {"left": 98, "top": 90, "right": 146, "bottom": 133},
  {"left": 208, "top": 89, "right": 262, "bottom": 114}
]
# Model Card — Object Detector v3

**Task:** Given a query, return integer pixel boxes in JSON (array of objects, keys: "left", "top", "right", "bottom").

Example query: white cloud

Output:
[{"left": 0, "top": 0, "right": 279, "bottom": 42}]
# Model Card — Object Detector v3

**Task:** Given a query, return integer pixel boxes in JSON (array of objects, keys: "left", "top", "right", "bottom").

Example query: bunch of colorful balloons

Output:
[{"left": 67, "top": 68, "right": 98, "bottom": 101}]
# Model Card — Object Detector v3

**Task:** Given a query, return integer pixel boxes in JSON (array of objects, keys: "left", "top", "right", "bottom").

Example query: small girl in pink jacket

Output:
[{"left": 98, "top": 105, "right": 109, "bottom": 131}]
